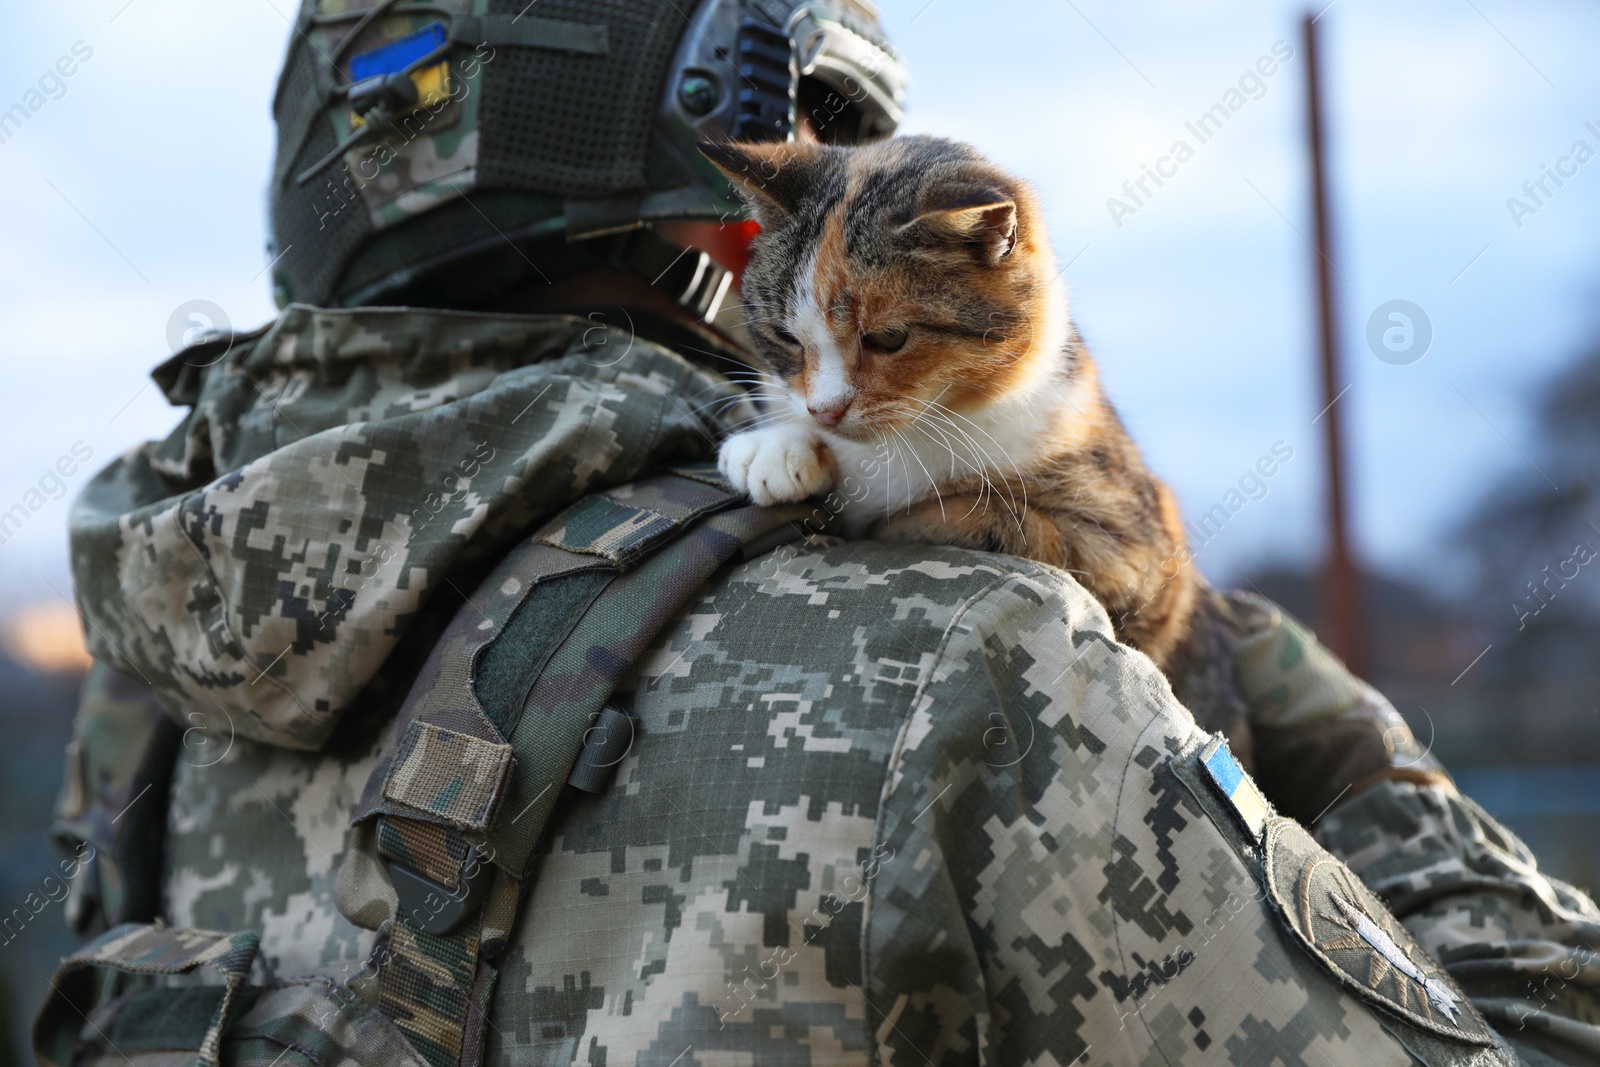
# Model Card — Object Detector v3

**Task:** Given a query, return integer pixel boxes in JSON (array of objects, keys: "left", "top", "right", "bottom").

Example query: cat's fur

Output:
[{"left": 701, "top": 135, "right": 1249, "bottom": 755}]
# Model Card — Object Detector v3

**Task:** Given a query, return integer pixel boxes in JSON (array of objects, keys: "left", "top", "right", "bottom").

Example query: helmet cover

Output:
[{"left": 267, "top": 0, "right": 909, "bottom": 308}]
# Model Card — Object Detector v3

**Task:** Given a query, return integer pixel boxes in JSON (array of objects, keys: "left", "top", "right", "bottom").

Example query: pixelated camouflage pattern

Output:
[
  {"left": 473, "top": 542, "right": 1510, "bottom": 1066},
  {"left": 1318, "top": 780, "right": 1600, "bottom": 1066},
  {"left": 355, "top": 473, "right": 815, "bottom": 1065},
  {"left": 69, "top": 305, "right": 750, "bottom": 750},
  {"left": 60, "top": 308, "right": 1600, "bottom": 1065},
  {"left": 483, "top": 499, "right": 816, "bottom": 879},
  {"left": 162, "top": 717, "right": 387, "bottom": 979},
  {"left": 349, "top": 472, "right": 811, "bottom": 894}
]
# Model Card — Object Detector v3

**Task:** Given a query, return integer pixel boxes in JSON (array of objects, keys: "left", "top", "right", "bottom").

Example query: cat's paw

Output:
[{"left": 719, "top": 424, "right": 837, "bottom": 506}]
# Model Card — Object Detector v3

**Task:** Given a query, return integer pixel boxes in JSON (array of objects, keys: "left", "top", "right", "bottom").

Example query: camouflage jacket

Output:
[{"left": 56, "top": 306, "right": 1600, "bottom": 1066}]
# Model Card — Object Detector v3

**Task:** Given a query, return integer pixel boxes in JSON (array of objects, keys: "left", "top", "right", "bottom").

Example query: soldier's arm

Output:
[
  {"left": 1232, "top": 596, "right": 1600, "bottom": 1065},
  {"left": 864, "top": 568, "right": 1470, "bottom": 1066},
  {"left": 1318, "top": 779, "right": 1600, "bottom": 1065}
]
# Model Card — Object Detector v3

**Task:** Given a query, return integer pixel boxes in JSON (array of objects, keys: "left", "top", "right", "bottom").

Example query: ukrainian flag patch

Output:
[
  {"left": 349, "top": 21, "right": 451, "bottom": 125},
  {"left": 1199, "top": 735, "right": 1272, "bottom": 841}
]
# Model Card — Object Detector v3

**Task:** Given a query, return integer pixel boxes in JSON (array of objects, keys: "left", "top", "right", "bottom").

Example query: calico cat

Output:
[{"left": 699, "top": 135, "right": 1249, "bottom": 756}]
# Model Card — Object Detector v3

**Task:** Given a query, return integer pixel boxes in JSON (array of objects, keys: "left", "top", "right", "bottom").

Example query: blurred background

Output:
[{"left": 1, "top": 0, "right": 1597, "bottom": 1060}]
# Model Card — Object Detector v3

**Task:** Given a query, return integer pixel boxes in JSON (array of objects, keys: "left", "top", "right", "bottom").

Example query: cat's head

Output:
[{"left": 700, "top": 135, "right": 1069, "bottom": 442}]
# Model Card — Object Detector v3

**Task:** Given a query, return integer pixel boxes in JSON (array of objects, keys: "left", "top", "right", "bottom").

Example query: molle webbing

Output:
[
  {"left": 474, "top": 0, "right": 687, "bottom": 198},
  {"left": 34, "top": 920, "right": 434, "bottom": 1067},
  {"left": 34, "top": 924, "right": 261, "bottom": 1067},
  {"left": 357, "top": 465, "right": 814, "bottom": 1066}
]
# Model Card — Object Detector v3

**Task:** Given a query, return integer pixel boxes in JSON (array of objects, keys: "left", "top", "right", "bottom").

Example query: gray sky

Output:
[{"left": 0, "top": 0, "right": 1596, "bottom": 610}]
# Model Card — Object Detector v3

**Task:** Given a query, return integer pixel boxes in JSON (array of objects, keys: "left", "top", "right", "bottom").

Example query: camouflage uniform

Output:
[{"left": 51, "top": 310, "right": 1600, "bottom": 1066}]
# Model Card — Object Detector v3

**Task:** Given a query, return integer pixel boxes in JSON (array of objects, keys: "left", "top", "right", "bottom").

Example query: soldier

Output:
[{"left": 43, "top": 2, "right": 1600, "bottom": 1065}]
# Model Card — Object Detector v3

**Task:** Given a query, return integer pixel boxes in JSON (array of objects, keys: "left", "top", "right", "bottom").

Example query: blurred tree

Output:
[
  {"left": 1452, "top": 336, "right": 1600, "bottom": 768},
  {"left": 1460, "top": 340, "right": 1600, "bottom": 630}
]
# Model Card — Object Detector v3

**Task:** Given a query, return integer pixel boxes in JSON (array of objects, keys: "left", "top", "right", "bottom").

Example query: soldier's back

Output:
[{"left": 164, "top": 539, "right": 1472, "bottom": 1066}]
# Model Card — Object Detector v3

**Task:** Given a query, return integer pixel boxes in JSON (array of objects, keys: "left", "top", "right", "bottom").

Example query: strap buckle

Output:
[{"left": 383, "top": 845, "right": 492, "bottom": 936}]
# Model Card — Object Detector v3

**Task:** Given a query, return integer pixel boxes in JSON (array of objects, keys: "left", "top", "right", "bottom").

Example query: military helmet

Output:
[{"left": 267, "top": 0, "right": 909, "bottom": 311}]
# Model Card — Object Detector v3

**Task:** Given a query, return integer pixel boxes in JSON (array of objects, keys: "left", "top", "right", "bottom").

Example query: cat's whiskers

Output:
[
  {"left": 921, "top": 396, "right": 1030, "bottom": 527},
  {"left": 892, "top": 423, "right": 948, "bottom": 523},
  {"left": 909, "top": 412, "right": 963, "bottom": 481},
  {"left": 905, "top": 401, "right": 1018, "bottom": 529},
  {"left": 905, "top": 419, "right": 991, "bottom": 523},
  {"left": 925, "top": 411, "right": 1020, "bottom": 529},
  {"left": 890, "top": 403, "right": 968, "bottom": 481},
  {"left": 692, "top": 387, "right": 787, "bottom": 412},
  {"left": 709, "top": 402, "right": 794, "bottom": 432},
  {"left": 916, "top": 407, "right": 986, "bottom": 479},
  {"left": 866, "top": 399, "right": 1014, "bottom": 529},
  {"left": 700, "top": 404, "right": 781, "bottom": 430},
  {"left": 684, "top": 380, "right": 767, "bottom": 408},
  {"left": 917, "top": 415, "right": 991, "bottom": 499},
  {"left": 693, "top": 385, "right": 785, "bottom": 406},
  {"left": 893, "top": 407, "right": 989, "bottom": 512},
  {"left": 695, "top": 392, "right": 793, "bottom": 433},
  {"left": 884, "top": 431, "right": 914, "bottom": 523},
  {"left": 915, "top": 383, "right": 972, "bottom": 483},
  {"left": 671, "top": 342, "right": 763, "bottom": 375}
]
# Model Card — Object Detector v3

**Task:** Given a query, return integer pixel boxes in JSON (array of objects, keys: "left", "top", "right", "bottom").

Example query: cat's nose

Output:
[{"left": 808, "top": 400, "right": 851, "bottom": 426}]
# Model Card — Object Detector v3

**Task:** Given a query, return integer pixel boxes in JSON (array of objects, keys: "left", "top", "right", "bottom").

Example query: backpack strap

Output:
[{"left": 351, "top": 464, "right": 816, "bottom": 1067}]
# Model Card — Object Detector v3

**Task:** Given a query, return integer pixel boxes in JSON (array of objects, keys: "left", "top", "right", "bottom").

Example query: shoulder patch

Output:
[{"left": 1263, "top": 817, "right": 1498, "bottom": 1048}]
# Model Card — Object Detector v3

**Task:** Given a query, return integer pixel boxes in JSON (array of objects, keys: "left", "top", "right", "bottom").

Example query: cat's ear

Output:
[
  {"left": 698, "top": 141, "right": 821, "bottom": 222},
  {"left": 910, "top": 186, "right": 1018, "bottom": 265}
]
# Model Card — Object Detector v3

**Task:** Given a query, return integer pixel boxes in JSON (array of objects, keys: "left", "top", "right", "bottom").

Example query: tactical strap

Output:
[
  {"left": 373, "top": 868, "right": 520, "bottom": 1067},
  {"left": 356, "top": 464, "right": 814, "bottom": 1066}
]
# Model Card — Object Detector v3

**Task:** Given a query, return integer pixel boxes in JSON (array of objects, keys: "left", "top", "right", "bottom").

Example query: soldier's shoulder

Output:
[
  {"left": 673, "top": 535, "right": 1141, "bottom": 761},
  {"left": 743, "top": 536, "right": 1111, "bottom": 637}
]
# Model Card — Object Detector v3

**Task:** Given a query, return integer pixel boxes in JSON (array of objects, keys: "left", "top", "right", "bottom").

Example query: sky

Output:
[{"left": 0, "top": 0, "right": 1596, "bottom": 612}]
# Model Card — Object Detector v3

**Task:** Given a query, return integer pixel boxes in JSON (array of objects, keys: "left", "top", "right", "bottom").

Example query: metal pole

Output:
[{"left": 1303, "top": 12, "right": 1364, "bottom": 674}]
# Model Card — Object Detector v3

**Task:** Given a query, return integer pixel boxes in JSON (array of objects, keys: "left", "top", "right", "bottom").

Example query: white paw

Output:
[{"left": 719, "top": 424, "right": 836, "bottom": 505}]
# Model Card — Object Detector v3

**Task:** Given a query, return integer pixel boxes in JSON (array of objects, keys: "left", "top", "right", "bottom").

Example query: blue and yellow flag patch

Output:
[
  {"left": 1199, "top": 735, "right": 1272, "bottom": 840},
  {"left": 349, "top": 21, "right": 451, "bottom": 126}
]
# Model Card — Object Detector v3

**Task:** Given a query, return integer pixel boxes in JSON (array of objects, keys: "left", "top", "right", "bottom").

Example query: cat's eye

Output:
[
  {"left": 862, "top": 326, "right": 909, "bottom": 353},
  {"left": 772, "top": 326, "right": 802, "bottom": 348}
]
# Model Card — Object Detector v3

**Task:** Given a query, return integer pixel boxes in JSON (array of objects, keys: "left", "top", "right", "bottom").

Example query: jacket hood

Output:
[{"left": 70, "top": 304, "right": 752, "bottom": 750}]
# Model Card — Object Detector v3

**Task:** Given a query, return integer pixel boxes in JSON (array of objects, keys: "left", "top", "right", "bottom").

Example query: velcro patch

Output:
[
  {"left": 537, "top": 494, "right": 680, "bottom": 566},
  {"left": 1198, "top": 735, "right": 1272, "bottom": 841},
  {"left": 1263, "top": 817, "right": 1497, "bottom": 1047},
  {"left": 382, "top": 721, "right": 514, "bottom": 832}
]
